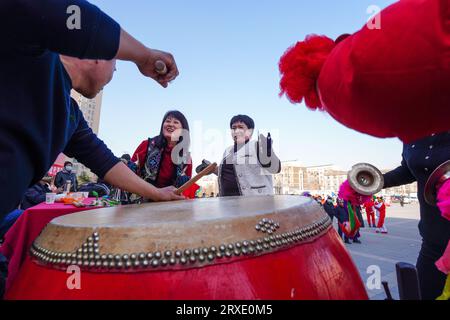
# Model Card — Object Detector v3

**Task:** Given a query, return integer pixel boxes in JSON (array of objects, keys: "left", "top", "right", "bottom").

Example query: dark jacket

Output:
[
  {"left": 0, "top": 0, "right": 121, "bottom": 220},
  {"left": 20, "top": 183, "right": 51, "bottom": 210},
  {"left": 55, "top": 170, "right": 78, "bottom": 192},
  {"left": 383, "top": 131, "right": 450, "bottom": 248},
  {"left": 334, "top": 205, "right": 348, "bottom": 224},
  {"left": 323, "top": 202, "right": 335, "bottom": 219},
  {"left": 355, "top": 205, "right": 365, "bottom": 227}
]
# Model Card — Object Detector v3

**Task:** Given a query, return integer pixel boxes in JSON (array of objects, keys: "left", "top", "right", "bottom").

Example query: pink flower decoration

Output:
[
  {"left": 436, "top": 241, "right": 450, "bottom": 275},
  {"left": 338, "top": 180, "right": 372, "bottom": 205},
  {"left": 437, "top": 179, "right": 450, "bottom": 221}
]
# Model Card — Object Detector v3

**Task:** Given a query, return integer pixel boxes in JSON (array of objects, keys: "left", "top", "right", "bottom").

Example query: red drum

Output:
[{"left": 6, "top": 196, "right": 368, "bottom": 300}]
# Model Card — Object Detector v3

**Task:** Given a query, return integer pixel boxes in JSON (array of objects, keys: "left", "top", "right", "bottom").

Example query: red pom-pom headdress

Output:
[
  {"left": 278, "top": 35, "right": 335, "bottom": 110},
  {"left": 278, "top": 0, "right": 450, "bottom": 143}
]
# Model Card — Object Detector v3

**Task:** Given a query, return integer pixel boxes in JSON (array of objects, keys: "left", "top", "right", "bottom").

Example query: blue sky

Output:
[{"left": 91, "top": 0, "right": 402, "bottom": 170}]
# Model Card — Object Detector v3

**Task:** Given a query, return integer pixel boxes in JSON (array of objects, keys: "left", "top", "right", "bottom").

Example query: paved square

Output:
[{"left": 334, "top": 202, "right": 422, "bottom": 300}]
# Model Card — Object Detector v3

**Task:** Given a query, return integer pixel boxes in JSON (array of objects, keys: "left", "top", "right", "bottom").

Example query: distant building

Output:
[
  {"left": 379, "top": 169, "right": 418, "bottom": 196},
  {"left": 274, "top": 162, "right": 344, "bottom": 195},
  {"left": 49, "top": 90, "right": 104, "bottom": 181},
  {"left": 71, "top": 90, "right": 103, "bottom": 134},
  {"left": 273, "top": 161, "right": 305, "bottom": 195},
  {"left": 274, "top": 162, "right": 418, "bottom": 197}
]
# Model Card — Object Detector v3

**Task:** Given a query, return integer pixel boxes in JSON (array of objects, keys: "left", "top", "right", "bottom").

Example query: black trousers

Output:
[{"left": 416, "top": 241, "right": 447, "bottom": 300}]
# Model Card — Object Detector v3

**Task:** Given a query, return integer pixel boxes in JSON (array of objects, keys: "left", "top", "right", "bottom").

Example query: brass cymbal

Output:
[
  {"left": 348, "top": 163, "right": 384, "bottom": 196},
  {"left": 424, "top": 160, "right": 450, "bottom": 206}
]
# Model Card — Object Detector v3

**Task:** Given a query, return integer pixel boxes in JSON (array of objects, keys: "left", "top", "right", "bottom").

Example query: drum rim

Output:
[{"left": 30, "top": 196, "right": 333, "bottom": 273}]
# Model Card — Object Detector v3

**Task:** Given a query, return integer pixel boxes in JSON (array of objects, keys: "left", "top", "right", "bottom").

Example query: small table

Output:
[{"left": 0, "top": 198, "right": 101, "bottom": 293}]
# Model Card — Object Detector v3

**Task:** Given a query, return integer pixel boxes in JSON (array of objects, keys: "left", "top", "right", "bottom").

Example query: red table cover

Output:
[{"left": 0, "top": 199, "right": 99, "bottom": 293}]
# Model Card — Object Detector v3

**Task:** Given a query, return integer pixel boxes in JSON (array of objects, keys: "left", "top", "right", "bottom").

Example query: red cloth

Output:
[
  {"left": 5, "top": 230, "right": 368, "bottom": 300},
  {"left": 0, "top": 199, "right": 98, "bottom": 293},
  {"left": 182, "top": 183, "right": 200, "bottom": 199}
]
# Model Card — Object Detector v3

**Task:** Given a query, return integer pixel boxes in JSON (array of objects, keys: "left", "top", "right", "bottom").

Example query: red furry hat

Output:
[{"left": 279, "top": 0, "right": 450, "bottom": 143}]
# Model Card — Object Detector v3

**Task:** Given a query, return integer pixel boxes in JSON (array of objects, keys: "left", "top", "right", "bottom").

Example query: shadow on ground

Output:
[{"left": 333, "top": 212, "right": 421, "bottom": 300}]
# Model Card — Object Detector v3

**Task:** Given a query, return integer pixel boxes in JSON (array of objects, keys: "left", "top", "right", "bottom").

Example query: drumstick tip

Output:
[{"left": 155, "top": 60, "right": 168, "bottom": 75}]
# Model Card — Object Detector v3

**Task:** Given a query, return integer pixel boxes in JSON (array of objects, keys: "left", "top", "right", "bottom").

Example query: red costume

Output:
[
  {"left": 363, "top": 199, "right": 376, "bottom": 227},
  {"left": 375, "top": 201, "right": 387, "bottom": 229},
  {"left": 279, "top": 0, "right": 450, "bottom": 144}
]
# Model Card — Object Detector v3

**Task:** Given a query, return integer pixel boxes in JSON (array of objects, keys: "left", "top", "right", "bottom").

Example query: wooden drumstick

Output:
[
  {"left": 176, "top": 163, "right": 217, "bottom": 195},
  {"left": 155, "top": 60, "right": 168, "bottom": 75}
]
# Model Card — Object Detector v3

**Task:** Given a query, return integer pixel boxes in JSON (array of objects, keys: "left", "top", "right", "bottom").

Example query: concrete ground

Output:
[{"left": 334, "top": 202, "right": 422, "bottom": 300}]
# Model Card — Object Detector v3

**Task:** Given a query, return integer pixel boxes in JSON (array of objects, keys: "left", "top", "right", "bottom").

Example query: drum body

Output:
[{"left": 6, "top": 196, "right": 368, "bottom": 300}]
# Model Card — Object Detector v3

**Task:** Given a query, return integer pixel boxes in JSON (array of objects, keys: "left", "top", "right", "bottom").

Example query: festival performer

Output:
[
  {"left": 334, "top": 198, "right": 350, "bottom": 244},
  {"left": 132, "top": 111, "right": 197, "bottom": 198},
  {"left": 278, "top": 0, "right": 450, "bottom": 299},
  {"left": 374, "top": 197, "right": 388, "bottom": 234},
  {"left": 198, "top": 115, "right": 281, "bottom": 197},
  {"left": 338, "top": 182, "right": 366, "bottom": 244},
  {"left": 363, "top": 197, "right": 376, "bottom": 228}
]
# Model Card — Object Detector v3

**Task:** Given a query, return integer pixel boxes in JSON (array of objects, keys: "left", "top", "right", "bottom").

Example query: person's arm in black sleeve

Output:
[
  {"left": 54, "top": 172, "right": 63, "bottom": 188},
  {"left": 63, "top": 110, "right": 120, "bottom": 181},
  {"left": 383, "top": 156, "right": 416, "bottom": 189},
  {"left": 24, "top": 186, "right": 46, "bottom": 206},
  {"left": 1, "top": 1, "right": 179, "bottom": 88},
  {"left": 1, "top": 0, "right": 120, "bottom": 60}
]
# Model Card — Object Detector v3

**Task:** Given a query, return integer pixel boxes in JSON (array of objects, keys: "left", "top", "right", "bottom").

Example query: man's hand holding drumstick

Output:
[{"left": 115, "top": 29, "right": 179, "bottom": 88}]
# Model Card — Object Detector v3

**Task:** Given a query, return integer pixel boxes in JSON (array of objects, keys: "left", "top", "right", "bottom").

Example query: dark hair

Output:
[
  {"left": 230, "top": 115, "right": 255, "bottom": 130},
  {"left": 64, "top": 161, "right": 73, "bottom": 166},
  {"left": 155, "top": 110, "right": 190, "bottom": 150},
  {"left": 120, "top": 154, "right": 131, "bottom": 161}
]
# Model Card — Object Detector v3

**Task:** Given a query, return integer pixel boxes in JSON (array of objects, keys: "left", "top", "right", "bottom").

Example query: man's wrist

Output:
[
  {"left": 116, "top": 29, "right": 150, "bottom": 65},
  {"left": 142, "top": 184, "right": 159, "bottom": 200}
]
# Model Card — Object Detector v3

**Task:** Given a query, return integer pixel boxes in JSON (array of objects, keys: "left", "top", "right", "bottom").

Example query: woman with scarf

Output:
[{"left": 132, "top": 111, "right": 193, "bottom": 196}]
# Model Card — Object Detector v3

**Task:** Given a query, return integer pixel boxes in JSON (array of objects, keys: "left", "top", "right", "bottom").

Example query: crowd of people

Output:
[{"left": 309, "top": 194, "right": 389, "bottom": 244}]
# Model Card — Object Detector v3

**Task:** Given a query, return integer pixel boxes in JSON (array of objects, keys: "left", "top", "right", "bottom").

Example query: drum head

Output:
[{"left": 31, "top": 195, "right": 332, "bottom": 272}]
